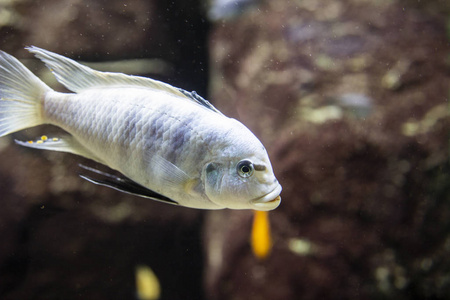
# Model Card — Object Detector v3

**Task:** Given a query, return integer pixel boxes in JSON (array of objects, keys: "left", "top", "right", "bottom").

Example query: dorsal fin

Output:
[
  {"left": 178, "top": 89, "right": 224, "bottom": 115},
  {"left": 27, "top": 46, "right": 223, "bottom": 111},
  {"left": 27, "top": 46, "right": 185, "bottom": 97}
]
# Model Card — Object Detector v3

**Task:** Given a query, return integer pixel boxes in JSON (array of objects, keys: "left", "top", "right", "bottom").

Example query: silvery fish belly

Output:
[{"left": 0, "top": 47, "right": 282, "bottom": 210}]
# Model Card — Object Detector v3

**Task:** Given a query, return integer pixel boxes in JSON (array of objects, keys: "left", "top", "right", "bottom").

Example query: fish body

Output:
[{"left": 0, "top": 47, "right": 282, "bottom": 210}]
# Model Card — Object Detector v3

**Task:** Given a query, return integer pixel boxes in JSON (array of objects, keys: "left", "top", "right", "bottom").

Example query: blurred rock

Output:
[
  {"left": 0, "top": 0, "right": 209, "bottom": 299},
  {"left": 207, "top": 0, "right": 260, "bottom": 21},
  {"left": 205, "top": 0, "right": 450, "bottom": 299},
  {"left": 0, "top": 0, "right": 209, "bottom": 93}
]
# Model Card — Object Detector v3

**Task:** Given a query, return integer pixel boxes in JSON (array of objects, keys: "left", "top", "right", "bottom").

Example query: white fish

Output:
[{"left": 0, "top": 47, "right": 282, "bottom": 210}]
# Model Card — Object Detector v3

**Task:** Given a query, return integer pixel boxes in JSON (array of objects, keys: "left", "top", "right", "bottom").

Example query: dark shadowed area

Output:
[{"left": 0, "top": 0, "right": 449, "bottom": 299}]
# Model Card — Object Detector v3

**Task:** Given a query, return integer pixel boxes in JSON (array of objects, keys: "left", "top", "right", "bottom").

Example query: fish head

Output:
[{"left": 202, "top": 146, "right": 282, "bottom": 211}]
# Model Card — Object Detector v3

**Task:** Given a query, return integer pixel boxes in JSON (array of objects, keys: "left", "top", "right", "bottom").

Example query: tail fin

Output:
[{"left": 0, "top": 50, "right": 51, "bottom": 137}]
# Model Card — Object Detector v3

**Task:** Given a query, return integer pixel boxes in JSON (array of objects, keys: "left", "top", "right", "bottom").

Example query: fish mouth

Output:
[{"left": 251, "top": 184, "right": 282, "bottom": 211}]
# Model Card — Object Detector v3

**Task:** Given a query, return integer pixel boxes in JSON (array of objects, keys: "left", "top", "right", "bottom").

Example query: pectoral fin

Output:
[
  {"left": 147, "top": 154, "right": 198, "bottom": 192},
  {"left": 78, "top": 164, "right": 179, "bottom": 205}
]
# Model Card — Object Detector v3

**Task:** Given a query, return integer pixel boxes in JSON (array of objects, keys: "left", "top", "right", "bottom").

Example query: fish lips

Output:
[{"left": 251, "top": 183, "right": 282, "bottom": 211}]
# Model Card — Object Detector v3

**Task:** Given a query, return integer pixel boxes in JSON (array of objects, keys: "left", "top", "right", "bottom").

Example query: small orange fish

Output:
[
  {"left": 251, "top": 210, "right": 273, "bottom": 260},
  {"left": 135, "top": 265, "right": 161, "bottom": 300}
]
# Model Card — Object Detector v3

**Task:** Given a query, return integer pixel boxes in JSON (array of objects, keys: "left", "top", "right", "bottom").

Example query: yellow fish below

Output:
[
  {"left": 135, "top": 265, "right": 161, "bottom": 300},
  {"left": 251, "top": 210, "right": 273, "bottom": 260}
]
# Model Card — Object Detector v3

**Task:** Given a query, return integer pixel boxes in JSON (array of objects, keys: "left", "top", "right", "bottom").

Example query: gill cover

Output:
[{"left": 204, "top": 162, "right": 224, "bottom": 202}]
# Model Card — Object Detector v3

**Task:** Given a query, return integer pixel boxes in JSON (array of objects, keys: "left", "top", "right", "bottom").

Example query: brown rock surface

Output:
[{"left": 205, "top": 0, "right": 450, "bottom": 299}]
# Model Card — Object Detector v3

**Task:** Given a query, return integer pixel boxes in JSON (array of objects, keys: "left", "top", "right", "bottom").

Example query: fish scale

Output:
[
  {"left": 0, "top": 47, "right": 282, "bottom": 210},
  {"left": 45, "top": 88, "right": 205, "bottom": 185}
]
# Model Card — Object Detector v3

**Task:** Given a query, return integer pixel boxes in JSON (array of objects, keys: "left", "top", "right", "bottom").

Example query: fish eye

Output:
[{"left": 237, "top": 160, "right": 254, "bottom": 178}]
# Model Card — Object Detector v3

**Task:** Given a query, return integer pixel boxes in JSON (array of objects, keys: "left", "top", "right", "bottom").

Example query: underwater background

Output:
[{"left": 0, "top": 0, "right": 449, "bottom": 299}]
